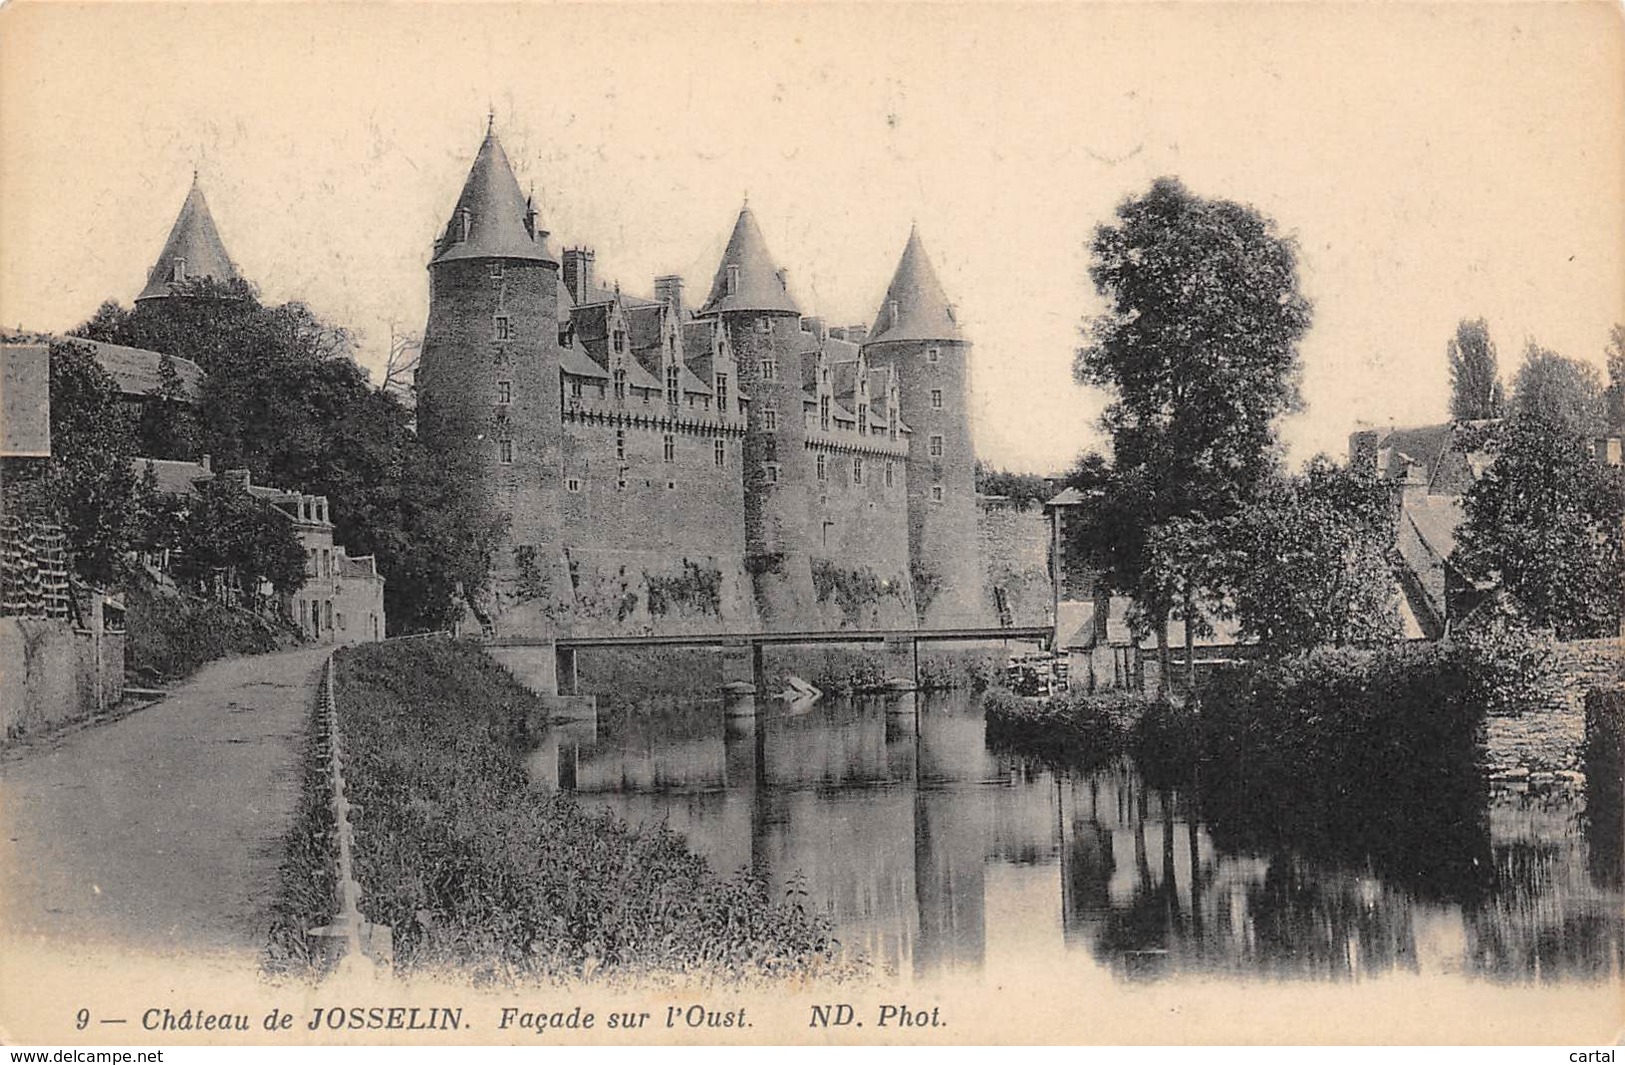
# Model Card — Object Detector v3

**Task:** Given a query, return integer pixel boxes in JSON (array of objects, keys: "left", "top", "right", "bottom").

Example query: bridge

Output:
[{"left": 484, "top": 625, "right": 1055, "bottom": 701}]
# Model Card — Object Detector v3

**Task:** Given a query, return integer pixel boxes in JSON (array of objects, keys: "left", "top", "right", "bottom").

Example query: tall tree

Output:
[
  {"left": 1603, "top": 323, "right": 1625, "bottom": 436},
  {"left": 1447, "top": 318, "right": 1505, "bottom": 421},
  {"left": 1069, "top": 177, "right": 1312, "bottom": 688},
  {"left": 1511, "top": 341, "right": 1606, "bottom": 438},
  {"left": 1457, "top": 343, "right": 1623, "bottom": 638}
]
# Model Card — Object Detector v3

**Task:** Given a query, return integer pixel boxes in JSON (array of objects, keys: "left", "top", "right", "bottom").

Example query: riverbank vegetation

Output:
[{"left": 264, "top": 639, "right": 855, "bottom": 984}]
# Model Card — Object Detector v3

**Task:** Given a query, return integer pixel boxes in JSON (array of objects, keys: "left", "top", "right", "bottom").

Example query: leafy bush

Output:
[
  {"left": 645, "top": 560, "right": 723, "bottom": 618},
  {"left": 123, "top": 574, "right": 296, "bottom": 681},
  {"left": 1451, "top": 608, "right": 1562, "bottom": 715},
  {"left": 264, "top": 640, "right": 855, "bottom": 984},
  {"left": 983, "top": 688, "right": 1148, "bottom": 764}
]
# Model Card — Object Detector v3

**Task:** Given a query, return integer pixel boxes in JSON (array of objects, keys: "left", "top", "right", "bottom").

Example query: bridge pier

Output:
[
  {"left": 556, "top": 643, "right": 579, "bottom": 697},
  {"left": 883, "top": 636, "right": 920, "bottom": 692}
]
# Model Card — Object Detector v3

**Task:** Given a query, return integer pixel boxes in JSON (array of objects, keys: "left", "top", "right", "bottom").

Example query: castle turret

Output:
[
  {"left": 415, "top": 120, "right": 564, "bottom": 620},
  {"left": 136, "top": 175, "right": 242, "bottom": 301},
  {"left": 699, "top": 205, "right": 815, "bottom": 626},
  {"left": 862, "top": 226, "right": 986, "bottom": 626}
]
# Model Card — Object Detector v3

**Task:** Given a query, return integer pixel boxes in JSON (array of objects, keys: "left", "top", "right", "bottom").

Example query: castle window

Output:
[
  {"left": 931, "top": 484, "right": 944, "bottom": 502},
  {"left": 885, "top": 460, "right": 894, "bottom": 488},
  {"left": 616, "top": 429, "right": 626, "bottom": 462},
  {"left": 494, "top": 315, "right": 512, "bottom": 341},
  {"left": 816, "top": 453, "right": 827, "bottom": 481},
  {"left": 853, "top": 457, "right": 864, "bottom": 485},
  {"left": 498, "top": 438, "right": 513, "bottom": 465},
  {"left": 819, "top": 396, "right": 830, "bottom": 431},
  {"left": 927, "top": 346, "right": 940, "bottom": 364},
  {"left": 931, "top": 389, "right": 944, "bottom": 410},
  {"left": 715, "top": 374, "right": 729, "bottom": 412},
  {"left": 663, "top": 434, "right": 675, "bottom": 463},
  {"left": 759, "top": 357, "right": 776, "bottom": 379},
  {"left": 490, "top": 261, "right": 504, "bottom": 280},
  {"left": 858, "top": 404, "right": 868, "bottom": 434},
  {"left": 763, "top": 409, "right": 778, "bottom": 431},
  {"left": 613, "top": 329, "right": 626, "bottom": 354},
  {"left": 714, "top": 438, "right": 726, "bottom": 467},
  {"left": 324, "top": 600, "right": 333, "bottom": 632},
  {"left": 497, "top": 380, "right": 512, "bottom": 404},
  {"left": 570, "top": 378, "right": 583, "bottom": 399},
  {"left": 764, "top": 463, "right": 780, "bottom": 484},
  {"left": 764, "top": 437, "right": 778, "bottom": 462},
  {"left": 929, "top": 434, "right": 944, "bottom": 458},
  {"left": 755, "top": 317, "right": 771, "bottom": 334},
  {"left": 726, "top": 264, "right": 740, "bottom": 296},
  {"left": 666, "top": 365, "right": 679, "bottom": 407},
  {"left": 613, "top": 368, "right": 626, "bottom": 401},
  {"left": 567, "top": 477, "right": 582, "bottom": 493}
]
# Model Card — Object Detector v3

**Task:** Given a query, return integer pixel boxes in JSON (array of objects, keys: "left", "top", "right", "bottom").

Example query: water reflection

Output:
[{"left": 526, "top": 690, "right": 1624, "bottom": 984}]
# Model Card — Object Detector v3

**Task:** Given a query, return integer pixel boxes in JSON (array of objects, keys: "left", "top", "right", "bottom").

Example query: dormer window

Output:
[
  {"left": 715, "top": 373, "right": 729, "bottom": 412},
  {"left": 171, "top": 258, "right": 187, "bottom": 283},
  {"left": 494, "top": 315, "right": 512, "bottom": 341},
  {"left": 460, "top": 208, "right": 472, "bottom": 242},
  {"left": 613, "top": 368, "right": 627, "bottom": 401},
  {"left": 889, "top": 300, "right": 900, "bottom": 325},
  {"left": 858, "top": 404, "right": 868, "bottom": 434},
  {"left": 726, "top": 264, "right": 740, "bottom": 296},
  {"left": 665, "top": 365, "right": 679, "bottom": 407},
  {"left": 819, "top": 395, "right": 830, "bottom": 431},
  {"left": 613, "top": 329, "right": 626, "bottom": 354}
]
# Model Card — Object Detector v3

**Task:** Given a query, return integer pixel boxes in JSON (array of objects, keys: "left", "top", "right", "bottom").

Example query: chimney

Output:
[
  {"left": 199, "top": 452, "right": 212, "bottom": 473},
  {"left": 654, "top": 275, "right": 684, "bottom": 319},
  {"left": 562, "top": 247, "right": 595, "bottom": 304}
]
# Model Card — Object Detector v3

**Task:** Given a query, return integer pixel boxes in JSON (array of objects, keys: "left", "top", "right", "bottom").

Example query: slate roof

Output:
[
  {"left": 431, "top": 127, "right": 557, "bottom": 266},
  {"left": 1, "top": 343, "right": 51, "bottom": 457},
  {"left": 699, "top": 206, "right": 800, "bottom": 316},
  {"left": 133, "top": 457, "right": 213, "bottom": 495},
  {"left": 337, "top": 552, "right": 380, "bottom": 579},
  {"left": 84, "top": 340, "right": 205, "bottom": 401},
  {"left": 137, "top": 178, "right": 242, "bottom": 301},
  {"left": 868, "top": 225, "right": 965, "bottom": 344},
  {"left": 1405, "top": 494, "right": 1467, "bottom": 563},
  {"left": 683, "top": 322, "right": 718, "bottom": 386},
  {"left": 1363, "top": 420, "right": 1498, "bottom": 495}
]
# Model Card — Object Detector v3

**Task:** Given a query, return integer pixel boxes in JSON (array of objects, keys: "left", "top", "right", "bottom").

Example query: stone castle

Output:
[{"left": 416, "top": 123, "right": 986, "bottom": 636}]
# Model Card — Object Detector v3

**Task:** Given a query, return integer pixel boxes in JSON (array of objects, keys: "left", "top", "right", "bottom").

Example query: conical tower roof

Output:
[
  {"left": 431, "top": 124, "right": 557, "bottom": 266},
  {"left": 136, "top": 176, "right": 242, "bottom": 301},
  {"left": 868, "top": 225, "right": 965, "bottom": 344},
  {"left": 699, "top": 205, "right": 800, "bottom": 316}
]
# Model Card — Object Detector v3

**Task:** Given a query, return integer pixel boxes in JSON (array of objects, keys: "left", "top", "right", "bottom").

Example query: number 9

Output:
[{"left": 76, "top": 1008, "right": 90, "bottom": 1030}]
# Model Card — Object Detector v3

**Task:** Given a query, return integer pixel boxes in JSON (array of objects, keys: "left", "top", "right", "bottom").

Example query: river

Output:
[{"left": 525, "top": 688, "right": 1623, "bottom": 985}]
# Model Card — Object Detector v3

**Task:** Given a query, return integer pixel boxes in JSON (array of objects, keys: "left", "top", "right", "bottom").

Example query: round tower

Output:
[
  {"left": 861, "top": 226, "right": 987, "bottom": 627},
  {"left": 136, "top": 174, "right": 243, "bottom": 302},
  {"left": 697, "top": 205, "right": 816, "bottom": 628},
  {"left": 415, "top": 122, "right": 564, "bottom": 619}
]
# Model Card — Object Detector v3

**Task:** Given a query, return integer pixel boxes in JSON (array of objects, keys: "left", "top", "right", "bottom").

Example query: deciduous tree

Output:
[
  {"left": 1447, "top": 318, "right": 1504, "bottom": 421},
  {"left": 1069, "top": 177, "right": 1312, "bottom": 688}
]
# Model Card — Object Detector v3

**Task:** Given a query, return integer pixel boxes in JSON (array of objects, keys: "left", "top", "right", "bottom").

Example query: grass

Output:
[{"left": 263, "top": 638, "right": 858, "bottom": 985}]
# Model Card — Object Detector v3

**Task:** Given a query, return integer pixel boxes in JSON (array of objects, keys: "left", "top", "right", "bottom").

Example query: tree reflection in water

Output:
[{"left": 527, "top": 687, "right": 1624, "bottom": 983}]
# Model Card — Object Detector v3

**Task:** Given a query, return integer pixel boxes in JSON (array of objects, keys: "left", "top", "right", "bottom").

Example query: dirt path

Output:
[{"left": 0, "top": 645, "right": 330, "bottom": 962}]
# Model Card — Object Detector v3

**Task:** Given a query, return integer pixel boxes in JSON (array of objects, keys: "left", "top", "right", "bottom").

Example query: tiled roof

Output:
[
  {"left": 1405, "top": 494, "right": 1466, "bottom": 565},
  {"left": 698, "top": 206, "right": 800, "bottom": 316},
  {"left": 868, "top": 225, "right": 965, "bottom": 344},
  {"left": 430, "top": 128, "right": 557, "bottom": 266},
  {"left": 1044, "top": 487, "right": 1088, "bottom": 507},
  {"left": 137, "top": 178, "right": 242, "bottom": 302}
]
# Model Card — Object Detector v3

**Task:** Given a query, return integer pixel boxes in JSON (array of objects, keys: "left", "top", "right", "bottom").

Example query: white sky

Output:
[{"left": 2, "top": 3, "right": 1621, "bottom": 473}]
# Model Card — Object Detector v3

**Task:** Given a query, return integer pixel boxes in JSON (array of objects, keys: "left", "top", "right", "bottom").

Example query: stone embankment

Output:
[{"left": 1485, "top": 638, "right": 1622, "bottom": 787}]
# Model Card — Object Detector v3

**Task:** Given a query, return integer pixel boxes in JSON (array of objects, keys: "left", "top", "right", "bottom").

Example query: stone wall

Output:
[
  {"left": 1484, "top": 638, "right": 1624, "bottom": 780},
  {"left": 806, "top": 442, "right": 915, "bottom": 629},
  {"left": 1, "top": 613, "right": 124, "bottom": 741},
  {"left": 978, "top": 499, "right": 1053, "bottom": 627}
]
